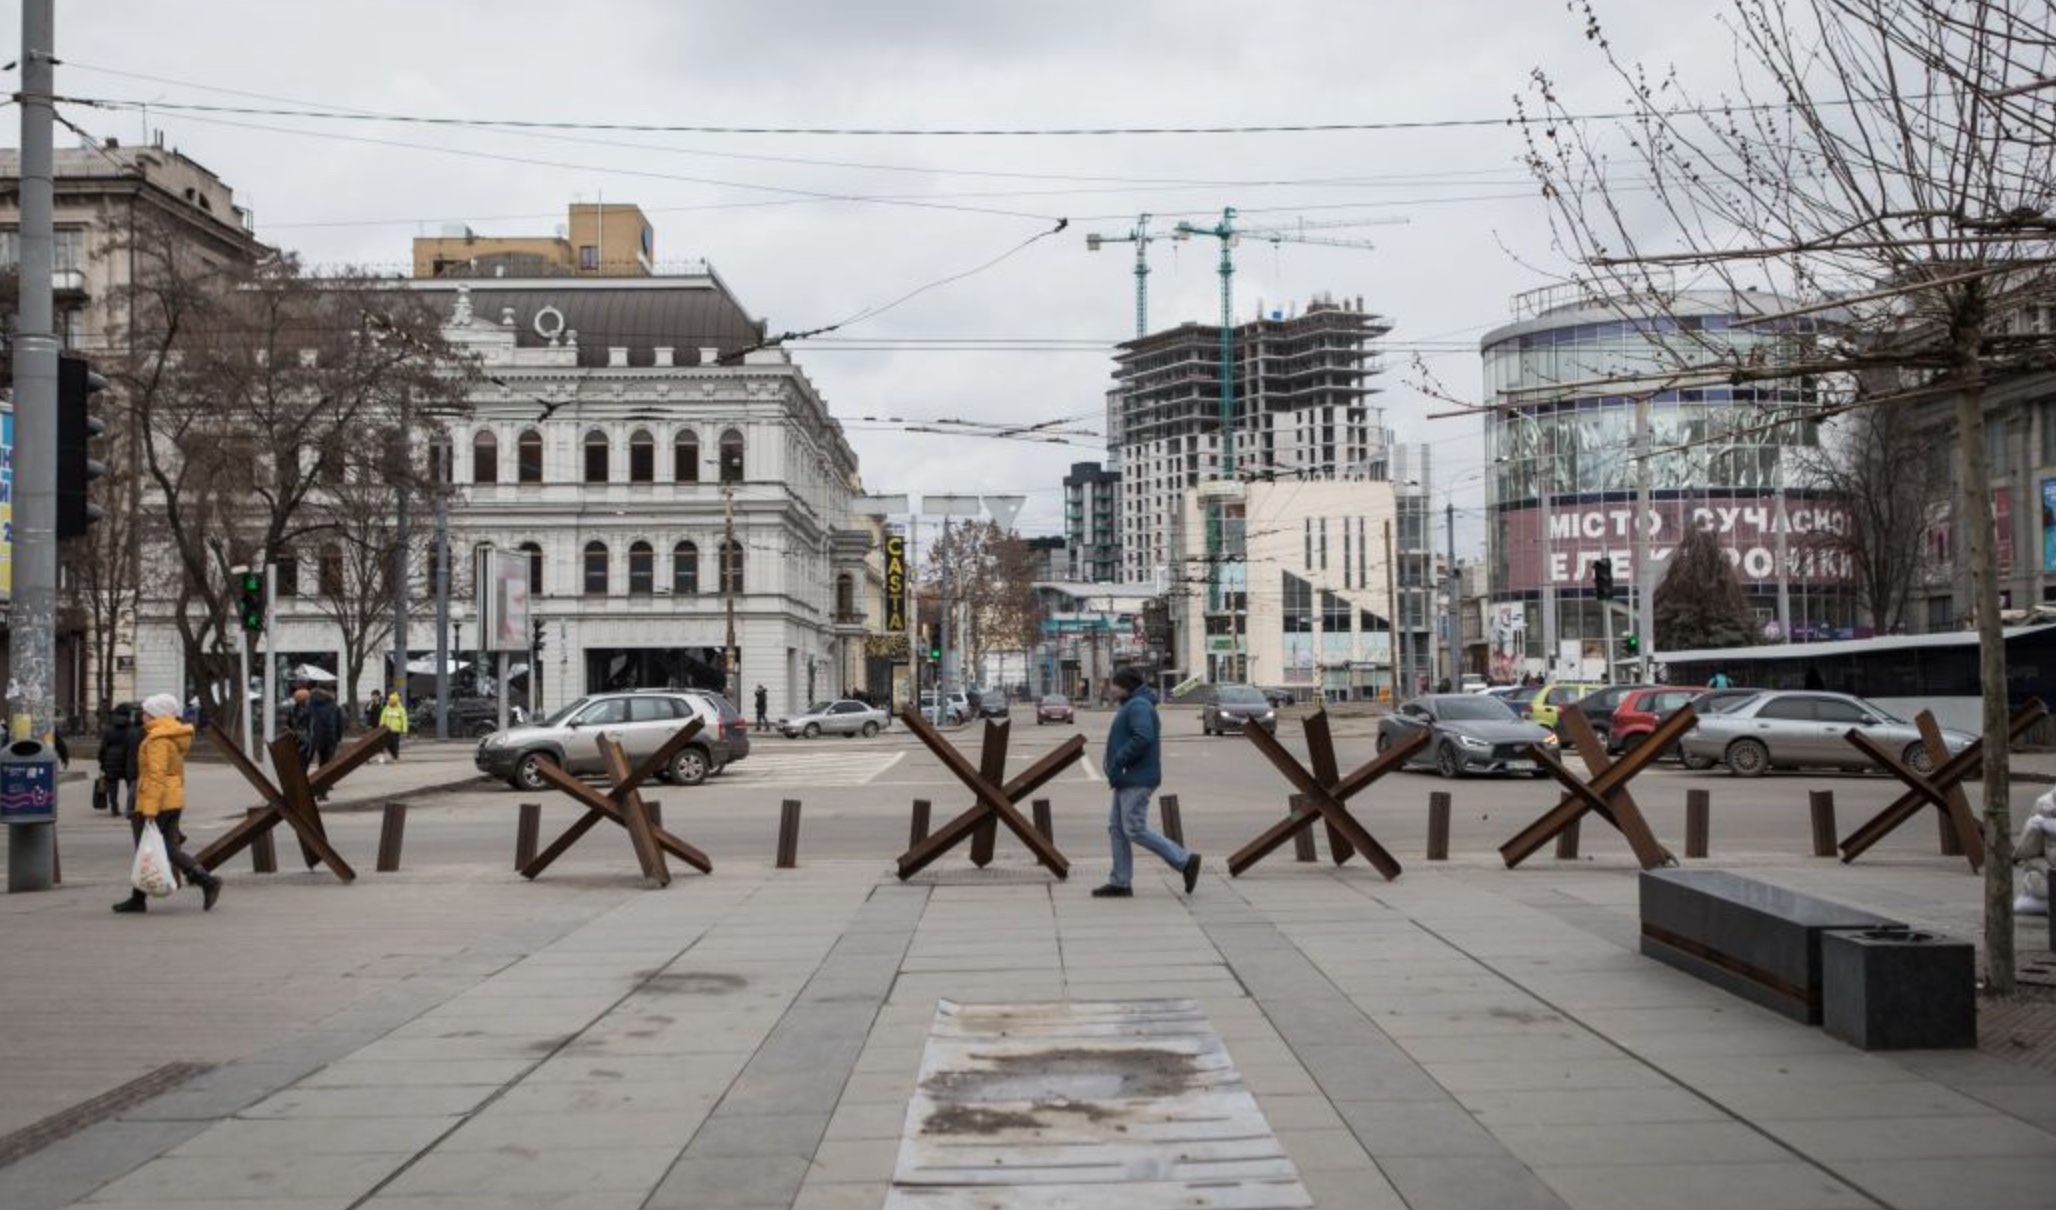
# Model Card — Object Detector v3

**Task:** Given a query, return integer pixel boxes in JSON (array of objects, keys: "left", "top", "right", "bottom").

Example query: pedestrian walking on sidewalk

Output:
[
  {"left": 97, "top": 702, "right": 141, "bottom": 818},
  {"left": 288, "top": 686, "right": 314, "bottom": 767},
  {"left": 379, "top": 692, "right": 409, "bottom": 761},
  {"left": 306, "top": 687, "right": 343, "bottom": 798},
  {"left": 754, "top": 684, "right": 769, "bottom": 731},
  {"left": 113, "top": 694, "right": 221, "bottom": 914},
  {"left": 1093, "top": 667, "right": 1201, "bottom": 899}
]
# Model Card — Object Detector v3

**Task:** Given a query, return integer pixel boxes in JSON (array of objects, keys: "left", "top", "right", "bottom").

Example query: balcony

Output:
[{"left": 831, "top": 609, "right": 868, "bottom": 636}]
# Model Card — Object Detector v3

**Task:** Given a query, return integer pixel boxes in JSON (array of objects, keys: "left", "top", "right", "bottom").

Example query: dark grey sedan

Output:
[
  {"left": 1377, "top": 694, "right": 1561, "bottom": 778},
  {"left": 1200, "top": 684, "right": 1278, "bottom": 735}
]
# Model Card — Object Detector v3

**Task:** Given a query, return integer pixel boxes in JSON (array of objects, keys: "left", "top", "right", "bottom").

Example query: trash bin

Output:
[
  {"left": 1821, "top": 926, "right": 1975, "bottom": 1050},
  {"left": 2, "top": 738, "right": 60, "bottom": 892}
]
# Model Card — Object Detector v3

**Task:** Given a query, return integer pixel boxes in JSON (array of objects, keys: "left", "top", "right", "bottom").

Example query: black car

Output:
[
  {"left": 1554, "top": 684, "right": 1656, "bottom": 747},
  {"left": 1261, "top": 688, "right": 1297, "bottom": 708},
  {"left": 1377, "top": 693, "right": 1560, "bottom": 778},
  {"left": 1201, "top": 684, "right": 1277, "bottom": 735},
  {"left": 416, "top": 696, "right": 521, "bottom": 738},
  {"left": 977, "top": 693, "right": 1010, "bottom": 719}
]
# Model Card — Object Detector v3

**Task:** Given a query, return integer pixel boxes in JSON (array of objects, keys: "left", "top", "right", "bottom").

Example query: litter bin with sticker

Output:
[{"left": 2, "top": 739, "right": 60, "bottom": 892}]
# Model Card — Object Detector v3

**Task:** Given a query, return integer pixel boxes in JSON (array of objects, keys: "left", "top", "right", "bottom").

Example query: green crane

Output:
[{"left": 1084, "top": 214, "right": 1160, "bottom": 338}]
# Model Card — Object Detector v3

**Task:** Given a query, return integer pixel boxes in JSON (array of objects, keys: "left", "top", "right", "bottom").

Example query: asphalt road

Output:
[{"left": 46, "top": 708, "right": 2048, "bottom": 884}]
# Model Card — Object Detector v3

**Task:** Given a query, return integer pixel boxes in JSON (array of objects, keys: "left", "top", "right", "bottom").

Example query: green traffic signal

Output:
[{"left": 1623, "top": 632, "right": 1641, "bottom": 655}]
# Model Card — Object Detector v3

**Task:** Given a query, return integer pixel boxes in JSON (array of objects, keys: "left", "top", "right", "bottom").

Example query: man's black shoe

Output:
[
  {"left": 1182, "top": 853, "right": 1203, "bottom": 895},
  {"left": 1090, "top": 884, "right": 1134, "bottom": 898}
]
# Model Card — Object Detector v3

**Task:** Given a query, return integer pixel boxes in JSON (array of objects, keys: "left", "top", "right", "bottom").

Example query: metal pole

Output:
[
  {"left": 1634, "top": 396, "right": 1655, "bottom": 680},
  {"left": 723, "top": 481, "right": 739, "bottom": 706},
  {"left": 433, "top": 434, "right": 450, "bottom": 741},
  {"left": 237, "top": 628, "right": 253, "bottom": 760},
  {"left": 1537, "top": 414, "right": 1558, "bottom": 681},
  {"left": 391, "top": 409, "right": 411, "bottom": 709},
  {"left": 261, "top": 562, "right": 277, "bottom": 768},
  {"left": 1774, "top": 455, "right": 1791, "bottom": 644},
  {"left": 8, "top": 0, "right": 57, "bottom": 750},
  {"left": 1601, "top": 587, "right": 1615, "bottom": 686},
  {"left": 1383, "top": 519, "right": 1397, "bottom": 702},
  {"left": 1447, "top": 499, "right": 1458, "bottom": 683},
  {"left": 936, "top": 517, "right": 952, "bottom": 722}
]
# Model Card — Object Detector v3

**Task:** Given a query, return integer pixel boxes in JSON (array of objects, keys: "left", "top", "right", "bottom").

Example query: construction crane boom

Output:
[{"left": 1083, "top": 214, "right": 1158, "bottom": 337}]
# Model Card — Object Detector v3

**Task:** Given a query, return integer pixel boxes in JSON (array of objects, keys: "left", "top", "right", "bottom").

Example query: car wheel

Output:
[
  {"left": 1902, "top": 742, "right": 1935, "bottom": 774},
  {"left": 802, "top": 722, "right": 821, "bottom": 739},
  {"left": 670, "top": 746, "right": 710, "bottom": 787},
  {"left": 1435, "top": 742, "right": 1464, "bottom": 779},
  {"left": 861, "top": 721, "right": 879, "bottom": 738},
  {"left": 1678, "top": 746, "right": 1715, "bottom": 771},
  {"left": 1725, "top": 738, "right": 1770, "bottom": 778},
  {"left": 513, "top": 751, "right": 557, "bottom": 792}
]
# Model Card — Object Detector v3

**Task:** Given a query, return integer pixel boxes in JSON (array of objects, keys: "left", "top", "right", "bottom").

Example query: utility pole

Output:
[
  {"left": 723, "top": 480, "right": 739, "bottom": 706},
  {"left": 391, "top": 405, "right": 411, "bottom": 708},
  {"left": 432, "top": 432, "right": 450, "bottom": 741},
  {"left": 937, "top": 516, "right": 953, "bottom": 722},
  {"left": 1446, "top": 499, "right": 1458, "bottom": 685},
  {"left": 1633, "top": 397, "right": 1655, "bottom": 681},
  {"left": 6, "top": 0, "right": 58, "bottom": 891}
]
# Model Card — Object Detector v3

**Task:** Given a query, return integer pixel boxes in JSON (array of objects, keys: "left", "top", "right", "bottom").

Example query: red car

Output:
[
  {"left": 1036, "top": 694, "right": 1076, "bottom": 725},
  {"left": 1608, "top": 686, "right": 1708, "bottom": 756}
]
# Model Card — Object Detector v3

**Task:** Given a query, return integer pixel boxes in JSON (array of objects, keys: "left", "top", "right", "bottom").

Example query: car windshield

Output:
[
  {"left": 1216, "top": 686, "right": 1266, "bottom": 704},
  {"left": 1041, "top": 695, "right": 1069, "bottom": 706},
  {"left": 1857, "top": 700, "right": 1906, "bottom": 725},
  {"left": 540, "top": 698, "right": 587, "bottom": 727},
  {"left": 1437, "top": 697, "right": 1517, "bottom": 722},
  {"left": 806, "top": 702, "right": 836, "bottom": 714}
]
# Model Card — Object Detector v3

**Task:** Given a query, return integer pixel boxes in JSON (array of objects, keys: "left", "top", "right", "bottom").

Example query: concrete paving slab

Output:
[{"left": 1532, "top": 1160, "right": 1879, "bottom": 1210}]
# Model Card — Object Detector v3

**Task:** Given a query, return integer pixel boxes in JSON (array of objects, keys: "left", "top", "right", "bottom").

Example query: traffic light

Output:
[
  {"left": 235, "top": 568, "right": 264, "bottom": 634},
  {"left": 56, "top": 353, "right": 108, "bottom": 539},
  {"left": 1592, "top": 556, "right": 1615, "bottom": 601},
  {"left": 1623, "top": 632, "right": 1640, "bottom": 656},
  {"left": 532, "top": 617, "right": 546, "bottom": 654}
]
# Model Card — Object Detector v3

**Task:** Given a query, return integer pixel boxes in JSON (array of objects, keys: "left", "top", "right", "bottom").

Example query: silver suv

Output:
[{"left": 475, "top": 690, "right": 728, "bottom": 791}]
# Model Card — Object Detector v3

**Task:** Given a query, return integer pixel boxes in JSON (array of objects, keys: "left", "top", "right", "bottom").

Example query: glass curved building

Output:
[{"left": 1481, "top": 285, "right": 1855, "bottom": 680}]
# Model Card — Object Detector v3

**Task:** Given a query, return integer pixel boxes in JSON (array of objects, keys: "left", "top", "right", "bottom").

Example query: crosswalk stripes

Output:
[{"left": 717, "top": 747, "right": 904, "bottom": 788}]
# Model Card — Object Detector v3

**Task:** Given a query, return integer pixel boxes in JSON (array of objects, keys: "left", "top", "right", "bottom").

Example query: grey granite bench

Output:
[{"left": 1639, "top": 869, "right": 1901, "bottom": 1024}]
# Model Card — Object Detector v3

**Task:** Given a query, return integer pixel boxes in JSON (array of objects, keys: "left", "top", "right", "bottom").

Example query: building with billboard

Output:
[{"left": 1481, "top": 284, "right": 1854, "bottom": 680}]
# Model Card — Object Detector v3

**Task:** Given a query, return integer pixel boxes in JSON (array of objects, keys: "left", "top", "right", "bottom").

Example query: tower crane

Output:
[{"left": 1084, "top": 214, "right": 1160, "bottom": 337}]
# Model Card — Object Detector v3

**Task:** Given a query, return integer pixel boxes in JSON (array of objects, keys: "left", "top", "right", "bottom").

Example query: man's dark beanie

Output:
[{"left": 1112, "top": 668, "right": 1144, "bottom": 691}]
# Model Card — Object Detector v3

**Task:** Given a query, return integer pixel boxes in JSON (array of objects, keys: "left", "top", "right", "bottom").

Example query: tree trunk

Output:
[{"left": 1951, "top": 302, "right": 2014, "bottom": 994}]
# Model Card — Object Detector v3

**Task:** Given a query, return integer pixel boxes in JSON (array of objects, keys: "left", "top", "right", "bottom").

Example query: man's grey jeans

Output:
[{"left": 1106, "top": 784, "right": 1189, "bottom": 887}]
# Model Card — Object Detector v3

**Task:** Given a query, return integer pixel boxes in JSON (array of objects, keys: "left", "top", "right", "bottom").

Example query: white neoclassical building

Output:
[{"left": 131, "top": 268, "right": 878, "bottom": 721}]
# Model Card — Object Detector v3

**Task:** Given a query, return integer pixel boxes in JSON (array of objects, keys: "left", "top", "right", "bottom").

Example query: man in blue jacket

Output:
[{"left": 1095, "top": 667, "right": 1202, "bottom": 898}]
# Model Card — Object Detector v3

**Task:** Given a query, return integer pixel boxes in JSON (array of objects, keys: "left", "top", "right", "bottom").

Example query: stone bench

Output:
[{"left": 1639, "top": 869, "right": 1900, "bottom": 1024}]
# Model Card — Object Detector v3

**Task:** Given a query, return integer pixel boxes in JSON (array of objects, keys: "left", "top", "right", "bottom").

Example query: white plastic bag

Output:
[{"left": 130, "top": 820, "right": 175, "bottom": 898}]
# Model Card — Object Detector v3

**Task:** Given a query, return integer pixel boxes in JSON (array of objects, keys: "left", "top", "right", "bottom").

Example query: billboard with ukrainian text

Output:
[{"left": 1, "top": 404, "right": 13, "bottom": 601}]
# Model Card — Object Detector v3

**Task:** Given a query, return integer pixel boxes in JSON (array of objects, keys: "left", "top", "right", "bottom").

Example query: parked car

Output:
[
  {"left": 1554, "top": 684, "right": 1657, "bottom": 747},
  {"left": 1679, "top": 690, "right": 1975, "bottom": 777},
  {"left": 1607, "top": 686, "right": 1708, "bottom": 755},
  {"left": 977, "top": 693, "right": 1011, "bottom": 719},
  {"left": 1261, "top": 688, "right": 1297, "bottom": 708},
  {"left": 1459, "top": 676, "right": 1490, "bottom": 694},
  {"left": 1377, "top": 693, "right": 1559, "bottom": 779},
  {"left": 1200, "top": 684, "right": 1277, "bottom": 735},
  {"left": 1526, "top": 682, "right": 1603, "bottom": 730},
  {"left": 1035, "top": 694, "right": 1075, "bottom": 725},
  {"left": 1496, "top": 684, "right": 1543, "bottom": 716},
  {"left": 474, "top": 690, "right": 737, "bottom": 791},
  {"left": 780, "top": 699, "right": 891, "bottom": 739},
  {"left": 1668, "top": 688, "right": 1764, "bottom": 768},
  {"left": 917, "top": 691, "right": 970, "bottom": 724}
]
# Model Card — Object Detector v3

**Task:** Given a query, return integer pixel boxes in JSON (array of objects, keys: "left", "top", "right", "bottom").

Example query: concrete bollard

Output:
[
  {"left": 910, "top": 799, "right": 931, "bottom": 847},
  {"left": 776, "top": 799, "right": 802, "bottom": 869},
  {"left": 1427, "top": 791, "right": 1451, "bottom": 861},
  {"left": 1686, "top": 789, "right": 1711, "bottom": 859},
  {"left": 515, "top": 802, "right": 541, "bottom": 871},
  {"left": 1554, "top": 817, "right": 1581, "bottom": 860},
  {"left": 1809, "top": 790, "right": 1838, "bottom": 858},
  {"left": 249, "top": 806, "right": 278, "bottom": 874},
  {"left": 1032, "top": 798, "right": 1053, "bottom": 842},
  {"left": 1159, "top": 794, "right": 1185, "bottom": 847},
  {"left": 376, "top": 802, "right": 408, "bottom": 873},
  {"left": 1290, "top": 795, "right": 1317, "bottom": 862}
]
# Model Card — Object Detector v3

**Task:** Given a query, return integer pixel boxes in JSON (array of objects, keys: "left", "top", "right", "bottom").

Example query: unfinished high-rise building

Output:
[{"left": 1110, "top": 295, "right": 1393, "bottom": 586}]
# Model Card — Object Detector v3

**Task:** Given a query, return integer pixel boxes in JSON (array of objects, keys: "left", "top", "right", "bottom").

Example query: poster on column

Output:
[
  {"left": 2044, "top": 479, "right": 2056, "bottom": 572},
  {"left": 477, "top": 548, "right": 532, "bottom": 652}
]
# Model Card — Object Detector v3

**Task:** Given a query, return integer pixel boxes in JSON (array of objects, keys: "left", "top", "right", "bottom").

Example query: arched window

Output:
[
  {"left": 673, "top": 541, "right": 699, "bottom": 595},
  {"left": 318, "top": 544, "right": 344, "bottom": 598},
  {"left": 517, "top": 429, "right": 543, "bottom": 483},
  {"left": 718, "top": 429, "right": 744, "bottom": 483},
  {"left": 583, "top": 541, "right": 608, "bottom": 596},
  {"left": 674, "top": 430, "right": 700, "bottom": 482},
  {"left": 583, "top": 429, "right": 610, "bottom": 483},
  {"left": 719, "top": 539, "right": 744, "bottom": 594},
  {"left": 835, "top": 572, "right": 855, "bottom": 620},
  {"left": 629, "top": 429, "right": 655, "bottom": 483},
  {"left": 628, "top": 541, "right": 654, "bottom": 596},
  {"left": 472, "top": 430, "right": 499, "bottom": 484},
  {"left": 519, "top": 541, "right": 543, "bottom": 597}
]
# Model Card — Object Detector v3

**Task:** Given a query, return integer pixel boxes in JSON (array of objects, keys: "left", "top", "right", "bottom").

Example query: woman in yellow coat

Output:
[
  {"left": 379, "top": 692, "right": 410, "bottom": 761},
  {"left": 114, "top": 694, "right": 222, "bottom": 913}
]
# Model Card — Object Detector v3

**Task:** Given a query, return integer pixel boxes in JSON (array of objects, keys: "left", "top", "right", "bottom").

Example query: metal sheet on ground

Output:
[{"left": 888, "top": 999, "right": 1312, "bottom": 1209}]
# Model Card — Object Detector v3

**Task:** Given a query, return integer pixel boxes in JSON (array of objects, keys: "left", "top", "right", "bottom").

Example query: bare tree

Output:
[
  {"left": 116, "top": 216, "right": 469, "bottom": 730},
  {"left": 925, "top": 520, "right": 1042, "bottom": 681},
  {"left": 1521, "top": 0, "right": 2056, "bottom": 990},
  {"left": 1791, "top": 404, "right": 1945, "bottom": 635}
]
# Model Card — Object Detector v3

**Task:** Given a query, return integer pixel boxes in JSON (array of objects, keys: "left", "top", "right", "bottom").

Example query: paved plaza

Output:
[{"left": 1, "top": 721, "right": 2053, "bottom": 1209}]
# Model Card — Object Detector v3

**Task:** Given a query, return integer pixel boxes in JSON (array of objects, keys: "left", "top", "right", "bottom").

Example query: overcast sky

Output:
[{"left": 11, "top": 0, "right": 1745, "bottom": 549}]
